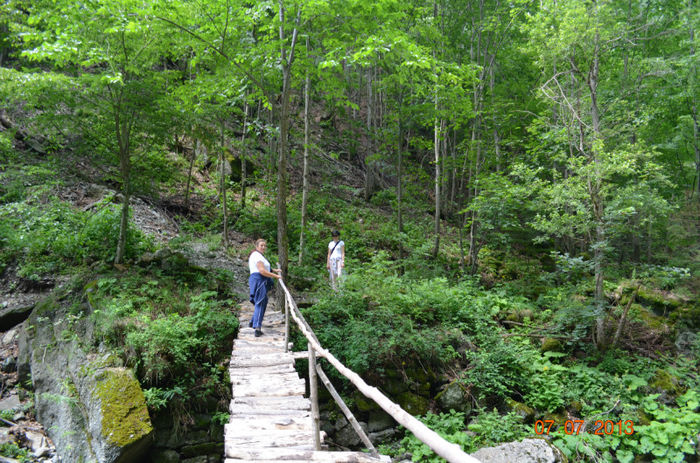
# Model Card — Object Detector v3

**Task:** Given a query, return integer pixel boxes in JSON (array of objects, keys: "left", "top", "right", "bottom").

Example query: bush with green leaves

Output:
[
  {"left": 0, "top": 195, "right": 153, "bottom": 277},
  {"left": 0, "top": 443, "right": 30, "bottom": 462},
  {"left": 397, "top": 410, "right": 472, "bottom": 462},
  {"left": 90, "top": 268, "right": 236, "bottom": 417},
  {"left": 615, "top": 390, "right": 700, "bottom": 463},
  {"left": 396, "top": 409, "right": 530, "bottom": 462}
]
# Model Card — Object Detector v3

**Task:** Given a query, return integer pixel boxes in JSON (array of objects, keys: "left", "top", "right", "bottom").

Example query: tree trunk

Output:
[
  {"left": 431, "top": 0, "right": 440, "bottom": 259},
  {"left": 220, "top": 120, "right": 228, "bottom": 249},
  {"left": 397, "top": 118, "right": 403, "bottom": 235},
  {"left": 467, "top": 136, "right": 481, "bottom": 274},
  {"left": 431, "top": 90, "right": 441, "bottom": 258},
  {"left": 276, "top": 1, "right": 299, "bottom": 283},
  {"left": 184, "top": 138, "right": 196, "bottom": 212},
  {"left": 490, "top": 59, "right": 501, "bottom": 172},
  {"left": 364, "top": 67, "right": 374, "bottom": 202},
  {"left": 114, "top": 103, "right": 131, "bottom": 265},
  {"left": 587, "top": 25, "right": 607, "bottom": 350},
  {"left": 690, "top": 0, "right": 699, "bottom": 199},
  {"left": 299, "top": 41, "right": 310, "bottom": 265},
  {"left": 241, "top": 100, "right": 248, "bottom": 209}
]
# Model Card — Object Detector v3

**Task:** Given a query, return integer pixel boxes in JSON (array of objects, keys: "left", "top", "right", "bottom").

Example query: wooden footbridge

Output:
[{"left": 224, "top": 280, "right": 482, "bottom": 463}]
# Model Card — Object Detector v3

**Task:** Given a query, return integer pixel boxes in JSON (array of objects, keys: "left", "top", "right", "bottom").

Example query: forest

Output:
[{"left": 0, "top": 0, "right": 698, "bottom": 462}]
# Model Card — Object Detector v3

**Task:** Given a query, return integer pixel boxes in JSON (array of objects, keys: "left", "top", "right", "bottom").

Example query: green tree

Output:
[
  {"left": 525, "top": 0, "right": 679, "bottom": 348},
  {"left": 18, "top": 0, "right": 174, "bottom": 264}
]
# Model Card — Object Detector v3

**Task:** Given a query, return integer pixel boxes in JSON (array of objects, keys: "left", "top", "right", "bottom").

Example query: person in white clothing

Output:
[
  {"left": 326, "top": 230, "right": 345, "bottom": 290},
  {"left": 248, "top": 239, "right": 281, "bottom": 337}
]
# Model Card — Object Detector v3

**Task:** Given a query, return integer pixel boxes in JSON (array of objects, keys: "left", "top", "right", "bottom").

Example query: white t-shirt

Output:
[
  {"left": 328, "top": 240, "right": 344, "bottom": 260},
  {"left": 249, "top": 250, "right": 271, "bottom": 274}
]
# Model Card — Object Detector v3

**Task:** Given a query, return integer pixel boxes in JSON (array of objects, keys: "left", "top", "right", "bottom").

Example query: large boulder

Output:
[
  {"left": 470, "top": 438, "right": 565, "bottom": 463},
  {"left": 435, "top": 380, "right": 471, "bottom": 414},
  {"left": 17, "top": 297, "right": 153, "bottom": 463}
]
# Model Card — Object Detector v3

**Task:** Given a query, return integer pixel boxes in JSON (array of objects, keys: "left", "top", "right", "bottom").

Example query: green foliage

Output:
[
  {"left": 90, "top": 268, "right": 236, "bottom": 417},
  {"left": 462, "top": 338, "right": 530, "bottom": 403},
  {"left": 466, "top": 409, "right": 531, "bottom": 450},
  {"left": 0, "top": 443, "right": 30, "bottom": 462},
  {"left": 0, "top": 409, "right": 14, "bottom": 422},
  {"left": 616, "top": 390, "right": 700, "bottom": 463},
  {"left": 397, "top": 409, "right": 530, "bottom": 462},
  {"left": 0, "top": 196, "right": 153, "bottom": 277},
  {"left": 398, "top": 410, "right": 471, "bottom": 462},
  {"left": 0, "top": 132, "right": 14, "bottom": 164},
  {"left": 637, "top": 265, "right": 691, "bottom": 291}
]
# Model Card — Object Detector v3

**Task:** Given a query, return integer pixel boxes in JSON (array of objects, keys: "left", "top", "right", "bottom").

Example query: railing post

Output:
[
  {"left": 316, "top": 364, "right": 378, "bottom": 457},
  {"left": 284, "top": 295, "right": 289, "bottom": 353},
  {"left": 308, "top": 343, "right": 321, "bottom": 450}
]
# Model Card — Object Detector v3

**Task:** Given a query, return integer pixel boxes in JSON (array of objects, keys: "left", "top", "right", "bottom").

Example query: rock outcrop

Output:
[
  {"left": 17, "top": 297, "right": 153, "bottom": 463},
  {"left": 470, "top": 438, "right": 565, "bottom": 463}
]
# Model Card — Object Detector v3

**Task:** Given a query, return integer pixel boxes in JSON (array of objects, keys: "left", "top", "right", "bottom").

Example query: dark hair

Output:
[{"left": 331, "top": 230, "right": 340, "bottom": 237}]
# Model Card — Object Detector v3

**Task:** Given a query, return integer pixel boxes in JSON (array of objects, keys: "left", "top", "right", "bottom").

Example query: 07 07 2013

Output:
[{"left": 534, "top": 419, "right": 635, "bottom": 436}]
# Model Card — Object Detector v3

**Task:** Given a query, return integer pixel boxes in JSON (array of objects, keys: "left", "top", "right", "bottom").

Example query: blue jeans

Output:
[{"left": 249, "top": 273, "right": 273, "bottom": 329}]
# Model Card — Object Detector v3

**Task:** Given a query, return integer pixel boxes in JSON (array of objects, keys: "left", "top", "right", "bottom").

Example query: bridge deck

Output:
[{"left": 225, "top": 302, "right": 388, "bottom": 462}]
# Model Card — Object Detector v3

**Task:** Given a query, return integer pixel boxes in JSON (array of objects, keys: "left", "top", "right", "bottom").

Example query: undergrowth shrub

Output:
[
  {"left": 0, "top": 196, "right": 153, "bottom": 278},
  {"left": 90, "top": 269, "right": 237, "bottom": 420},
  {"left": 396, "top": 409, "right": 530, "bottom": 462}
]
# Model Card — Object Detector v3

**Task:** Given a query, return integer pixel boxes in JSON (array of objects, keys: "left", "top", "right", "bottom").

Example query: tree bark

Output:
[
  {"left": 431, "top": 0, "right": 441, "bottom": 259},
  {"left": 241, "top": 100, "right": 248, "bottom": 209},
  {"left": 364, "top": 67, "right": 374, "bottom": 202},
  {"left": 299, "top": 39, "right": 310, "bottom": 265},
  {"left": 689, "top": 0, "right": 699, "bottom": 199},
  {"left": 397, "top": 115, "right": 403, "bottom": 235},
  {"left": 220, "top": 120, "right": 228, "bottom": 249},
  {"left": 184, "top": 138, "right": 196, "bottom": 212},
  {"left": 114, "top": 105, "right": 131, "bottom": 265},
  {"left": 276, "top": 1, "right": 300, "bottom": 283},
  {"left": 586, "top": 21, "right": 607, "bottom": 350},
  {"left": 431, "top": 87, "right": 441, "bottom": 258}
]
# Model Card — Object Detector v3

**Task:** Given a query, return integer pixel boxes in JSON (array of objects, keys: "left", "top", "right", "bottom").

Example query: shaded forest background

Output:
[{"left": 0, "top": 0, "right": 699, "bottom": 462}]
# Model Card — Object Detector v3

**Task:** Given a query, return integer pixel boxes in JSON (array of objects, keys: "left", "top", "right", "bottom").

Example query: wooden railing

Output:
[{"left": 278, "top": 279, "right": 482, "bottom": 463}]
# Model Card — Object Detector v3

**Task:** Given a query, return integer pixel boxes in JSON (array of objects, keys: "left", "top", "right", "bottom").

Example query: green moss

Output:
[
  {"left": 505, "top": 398, "right": 535, "bottom": 421},
  {"left": 397, "top": 391, "right": 430, "bottom": 416},
  {"left": 668, "top": 303, "right": 700, "bottom": 330},
  {"left": 354, "top": 392, "right": 379, "bottom": 412},
  {"left": 94, "top": 368, "right": 153, "bottom": 447},
  {"left": 650, "top": 369, "right": 683, "bottom": 396},
  {"left": 630, "top": 304, "right": 667, "bottom": 330},
  {"left": 636, "top": 287, "right": 682, "bottom": 313},
  {"left": 33, "top": 297, "right": 59, "bottom": 316},
  {"left": 540, "top": 338, "right": 562, "bottom": 353}
]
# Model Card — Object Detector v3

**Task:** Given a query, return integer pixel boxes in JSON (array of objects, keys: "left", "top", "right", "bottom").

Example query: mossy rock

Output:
[
  {"left": 505, "top": 399, "right": 535, "bottom": 421},
  {"left": 33, "top": 296, "right": 59, "bottom": 316},
  {"left": 543, "top": 412, "right": 568, "bottom": 427},
  {"left": 378, "top": 376, "right": 408, "bottom": 396},
  {"left": 540, "top": 338, "right": 562, "bottom": 353},
  {"left": 568, "top": 401, "right": 583, "bottom": 413},
  {"left": 505, "top": 311, "right": 521, "bottom": 323},
  {"left": 668, "top": 303, "right": 700, "bottom": 330},
  {"left": 630, "top": 304, "right": 667, "bottom": 330},
  {"left": 435, "top": 380, "right": 470, "bottom": 414},
  {"left": 650, "top": 369, "right": 683, "bottom": 396},
  {"left": 94, "top": 368, "right": 153, "bottom": 451},
  {"left": 180, "top": 442, "right": 224, "bottom": 458},
  {"left": 354, "top": 392, "right": 380, "bottom": 412},
  {"left": 636, "top": 287, "right": 683, "bottom": 313},
  {"left": 151, "top": 449, "right": 180, "bottom": 463},
  {"left": 397, "top": 391, "right": 430, "bottom": 416}
]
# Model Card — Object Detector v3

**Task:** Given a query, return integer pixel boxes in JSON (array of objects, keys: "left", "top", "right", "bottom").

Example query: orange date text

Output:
[{"left": 534, "top": 420, "right": 635, "bottom": 435}]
